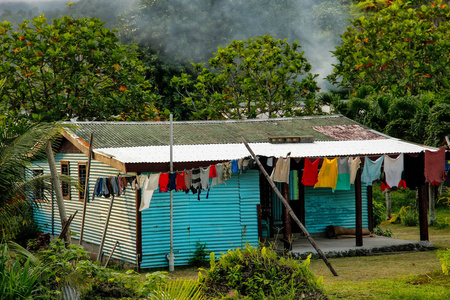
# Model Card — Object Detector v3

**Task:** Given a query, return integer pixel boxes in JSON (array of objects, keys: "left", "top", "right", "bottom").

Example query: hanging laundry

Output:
[
  {"left": 425, "top": 147, "right": 447, "bottom": 185},
  {"left": 212, "top": 163, "right": 225, "bottom": 186},
  {"left": 242, "top": 158, "right": 250, "bottom": 173},
  {"left": 267, "top": 157, "right": 274, "bottom": 167},
  {"left": 184, "top": 169, "right": 192, "bottom": 193},
  {"left": 176, "top": 171, "right": 187, "bottom": 191},
  {"left": 361, "top": 156, "right": 384, "bottom": 186},
  {"left": 140, "top": 173, "right": 160, "bottom": 211},
  {"left": 167, "top": 172, "right": 177, "bottom": 191},
  {"left": 335, "top": 157, "right": 351, "bottom": 191},
  {"left": 209, "top": 165, "right": 217, "bottom": 178},
  {"left": 200, "top": 166, "right": 210, "bottom": 190},
  {"left": 191, "top": 168, "right": 201, "bottom": 191},
  {"left": 159, "top": 172, "right": 169, "bottom": 192},
  {"left": 223, "top": 162, "right": 232, "bottom": 181},
  {"left": 301, "top": 158, "right": 320, "bottom": 186},
  {"left": 102, "top": 176, "right": 110, "bottom": 197},
  {"left": 383, "top": 154, "right": 405, "bottom": 189},
  {"left": 349, "top": 157, "right": 361, "bottom": 184},
  {"left": 231, "top": 159, "right": 239, "bottom": 173},
  {"left": 273, "top": 157, "right": 291, "bottom": 183},
  {"left": 315, "top": 157, "right": 338, "bottom": 190},
  {"left": 403, "top": 152, "right": 425, "bottom": 190},
  {"left": 139, "top": 174, "right": 148, "bottom": 189}
]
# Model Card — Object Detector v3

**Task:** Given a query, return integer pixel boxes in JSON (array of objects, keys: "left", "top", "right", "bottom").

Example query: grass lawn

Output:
[
  {"left": 308, "top": 218, "right": 450, "bottom": 299},
  {"left": 153, "top": 210, "right": 450, "bottom": 299}
]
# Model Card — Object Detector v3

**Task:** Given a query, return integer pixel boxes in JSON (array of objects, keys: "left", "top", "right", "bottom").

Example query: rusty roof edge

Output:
[{"left": 60, "top": 114, "right": 345, "bottom": 126}]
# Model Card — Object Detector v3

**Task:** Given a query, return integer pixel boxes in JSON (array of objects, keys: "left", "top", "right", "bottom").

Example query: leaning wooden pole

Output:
[
  {"left": 79, "top": 133, "right": 94, "bottom": 245},
  {"left": 97, "top": 194, "right": 115, "bottom": 262},
  {"left": 45, "top": 142, "right": 70, "bottom": 243},
  {"left": 241, "top": 137, "right": 338, "bottom": 276}
]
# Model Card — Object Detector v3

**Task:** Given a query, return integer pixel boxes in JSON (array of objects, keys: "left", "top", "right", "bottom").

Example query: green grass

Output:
[
  {"left": 148, "top": 209, "right": 450, "bottom": 299},
  {"left": 308, "top": 208, "right": 450, "bottom": 299}
]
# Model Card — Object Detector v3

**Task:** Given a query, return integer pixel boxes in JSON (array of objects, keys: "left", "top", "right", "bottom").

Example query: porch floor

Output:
[{"left": 276, "top": 236, "right": 435, "bottom": 259}]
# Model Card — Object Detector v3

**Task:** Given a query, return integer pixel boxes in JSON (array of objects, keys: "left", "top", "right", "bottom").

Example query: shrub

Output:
[
  {"left": 200, "top": 244, "right": 327, "bottom": 299},
  {"left": 437, "top": 249, "right": 450, "bottom": 275},
  {"left": 189, "top": 241, "right": 210, "bottom": 267},
  {"left": 373, "top": 226, "right": 393, "bottom": 237}
]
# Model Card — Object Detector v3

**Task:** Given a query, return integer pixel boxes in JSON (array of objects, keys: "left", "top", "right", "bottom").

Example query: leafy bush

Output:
[
  {"left": 200, "top": 244, "right": 326, "bottom": 300},
  {"left": 373, "top": 226, "right": 393, "bottom": 237},
  {"left": 437, "top": 249, "right": 450, "bottom": 275},
  {"left": 399, "top": 207, "right": 418, "bottom": 227},
  {"left": 0, "top": 242, "right": 53, "bottom": 299},
  {"left": 189, "top": 241, "right": 210, "bottom": 267}
]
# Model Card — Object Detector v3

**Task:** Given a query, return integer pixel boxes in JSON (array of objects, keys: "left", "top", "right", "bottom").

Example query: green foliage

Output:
[
  {"left": 151, "top": 279, "right": 204, "bottom": 300},
  {"left": 200, "top": 244, "right": 326, "bottom": 299},
  {"left": 189, "top": 241, "right": 210, "bottom": 267},
  {"left": 0, "top": 15, "right": 158, "bottom": 121},
  {"left": 437, "top": 248, "right": 450, "bottom": 275},
  {"left": 373, "top": 226, "right": 393, "bottom": 237},
  {"left": 172, "top": 35, "right": 320, "bottom": 120},
  {"left": 0, "top": 118, "right": 63, "bottom": 240},
  {"left": 372, "top": 200, "right": 386, "bottom": 227},
  {"left": 0, "top": 242, "right": 53, "bottom": 299},
  {"left": 330, "top": 0, "right": 450, "bottom": 96}
]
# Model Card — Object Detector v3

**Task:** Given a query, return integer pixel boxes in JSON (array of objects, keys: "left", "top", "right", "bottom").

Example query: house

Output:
[{"left": 31, "top": 115, "right": 438, "bottom": 269}]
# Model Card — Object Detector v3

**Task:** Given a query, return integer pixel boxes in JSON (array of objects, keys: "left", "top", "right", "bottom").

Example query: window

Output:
[
  {"left": 78, "top": 162, "right": 87, "bottom": 202},
  {"left": 61, "top": 161, "right": 70, "bottom": 199},
  {"left": 32, "top": 169, "right": 44, "bottom": 201}
]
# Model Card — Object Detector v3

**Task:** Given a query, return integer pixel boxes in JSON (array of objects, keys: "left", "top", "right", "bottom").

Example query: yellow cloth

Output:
[{"left": 314, "top": 157, "right": 338, "bottom": 190}]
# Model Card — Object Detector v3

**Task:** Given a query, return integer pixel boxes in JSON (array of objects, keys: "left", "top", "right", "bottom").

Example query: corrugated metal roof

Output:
[
  {"left": 94, "top": 139, "right": 436, "bottom": 164},
  {"left": 62, "top": 115, "right": 377, "bottom": 148}
]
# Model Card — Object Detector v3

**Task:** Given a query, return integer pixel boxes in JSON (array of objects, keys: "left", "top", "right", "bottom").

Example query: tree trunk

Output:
[
  {"left": 429, "top": 183, "right": 436, "bottom": 226},
  {"left": 385, "top": 189, "right": 392, "bottom": 220},
  {"left": 45, "top": 142, "right": 71, "bottom": 243}
]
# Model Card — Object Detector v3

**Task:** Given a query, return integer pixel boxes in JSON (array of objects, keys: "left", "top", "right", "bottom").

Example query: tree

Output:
[
  {"left": 172, "top": 35, "right": 320, "bottom": 120},
  {"left": 0, "top": 116, "right": 64, "bottom": 240},
  {"left": 328, "top": 1, "right": 450, "bottom": 96},
  {"left": 0, "top": 15, "right": 158, "bottom": 122}
]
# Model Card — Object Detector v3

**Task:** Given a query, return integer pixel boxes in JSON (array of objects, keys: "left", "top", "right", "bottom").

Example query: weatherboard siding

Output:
[
  {"left": 32, "top": 153, "right": 137, "bottom": 264},
  {"left": 140, "top": 170, "right": 261, "bottom": 269}
]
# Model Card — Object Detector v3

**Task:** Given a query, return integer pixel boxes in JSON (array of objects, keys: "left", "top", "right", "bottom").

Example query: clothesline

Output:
[{"left": 91, "top": 147, "right": 447, "bottom": 211}]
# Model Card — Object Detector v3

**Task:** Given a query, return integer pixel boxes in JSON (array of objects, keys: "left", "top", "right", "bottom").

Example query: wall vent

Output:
[{"left": 268, "top": 136, "right": 314, "bottom": 144}]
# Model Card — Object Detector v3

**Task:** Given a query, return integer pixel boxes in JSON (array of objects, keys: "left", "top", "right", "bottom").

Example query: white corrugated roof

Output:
[{"left": 93, "top": 139, "right": 437, "bottom": 164}]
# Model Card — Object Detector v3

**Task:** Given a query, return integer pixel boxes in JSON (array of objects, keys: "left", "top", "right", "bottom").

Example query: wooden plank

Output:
[
  {"left": 355, "top": 168, "right": 363, "bottom": 246},
  {"left": 97, "top": 194, "right": 115, "bottom": 262},
  {"left": 135, "top": 172, "right": 142, "bottom": 271},
  {"left": 79, "top": 133, "right": 93, "bottom": 245},
  {"left": 242, "top": 137, "right": 338, "bottom": 276},
  {"left": 282, "top": 183, "right": 292, "bottom": 251}
]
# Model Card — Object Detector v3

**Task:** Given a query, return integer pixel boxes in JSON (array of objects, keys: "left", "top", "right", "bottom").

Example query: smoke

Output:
[
  {"left": 0, "top": 0, "right": 350, "bottom": 91},
  {"left": 118, "top": 0, "right": 350, "bottom": 91}
]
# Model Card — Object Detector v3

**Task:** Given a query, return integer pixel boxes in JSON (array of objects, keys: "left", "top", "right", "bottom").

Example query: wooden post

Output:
[
  {"left": 135, "top": 172, "right": 142, "bottom": 271},
  {"left": 97, "top": 194, "right": 115, "bottom": 262},
  {"left": 105, "top": 240, "right": 119, "bottom": 268},
  {"left": 355, "top": 169, "right": 363, "bottom": 247},
  {"left": 298, "top": 182, "right": 305, "bottom": 227},
  {"left": 282, "top": 183, "right": 292, "bottom": 251},
  {"left": 418, "top": 184, "right": 429, "bottom": 241},
  {"left": 242, "top": 137, "right": 338, "bottom": 276},
  {"left": 367, "top": 185, "right": 373, "bottom": 232},
  {"left": 45, "top": 142, "right": 70, "bottom": 243},
  {"left": 79, "top": 133, "right": 93, "bottom": 245}
]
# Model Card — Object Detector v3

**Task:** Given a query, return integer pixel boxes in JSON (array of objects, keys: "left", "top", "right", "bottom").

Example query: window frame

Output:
[
  {"left": 78, "top": 162, "right": 87, "bottom": 202},
  {"left": 60, "top": 161, "right": 70, "bottom": 200}
]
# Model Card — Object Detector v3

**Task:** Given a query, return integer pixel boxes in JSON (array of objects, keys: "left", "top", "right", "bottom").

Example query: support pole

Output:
[
  {"left": 105, "top": 240, "right": 119, "bottom": 268},
  {"left": 97, "top": 194, "right": 115, "bottom": 262},
  {"left": 355, "top": 169, "right": 363, "bottom": 247},
  {"left": 169, "top": 114, "right": 175, "bottom": 272},
  {"left": 45, "top": 142, "right": 70, "bottom": 243},
  {"left": 418, "top": 184, "right": 429, "bottom": 241},
  {"left": 241, "top": 137, "right": 338, "bottom": 276},
  {"left": 282, "top": 183, "right": 292, "bottom": 251},
  {"left": 79, "top": 133, "right": 93, "bottom": 245},
  {"left": 135, "top": 172, "right": 142, "bottom": 272}
]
